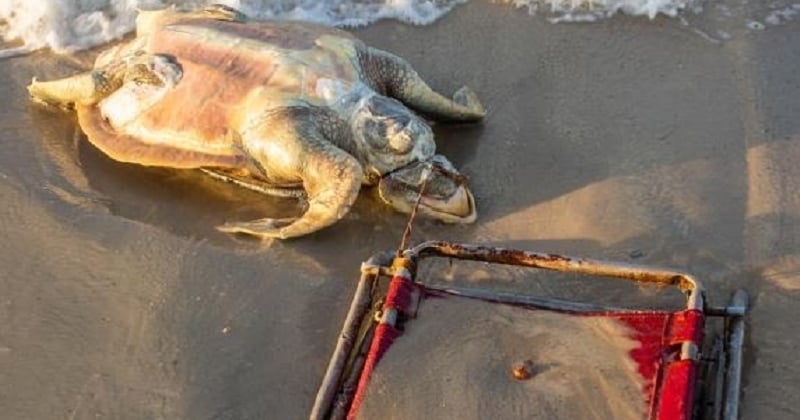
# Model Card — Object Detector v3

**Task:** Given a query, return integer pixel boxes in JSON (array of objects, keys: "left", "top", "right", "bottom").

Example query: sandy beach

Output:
[{"left": 1, "top": 1, "right": 798, "bottom": 418}]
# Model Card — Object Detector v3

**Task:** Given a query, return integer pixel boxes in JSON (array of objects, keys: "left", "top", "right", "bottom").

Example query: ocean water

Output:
[{"left": 0, "top": 0, "right": 798, "bottom": 56}]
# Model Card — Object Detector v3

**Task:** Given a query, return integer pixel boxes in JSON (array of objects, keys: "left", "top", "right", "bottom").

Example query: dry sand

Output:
[{"left": 1, "top": 2, "right": 799, "bottom": 419}]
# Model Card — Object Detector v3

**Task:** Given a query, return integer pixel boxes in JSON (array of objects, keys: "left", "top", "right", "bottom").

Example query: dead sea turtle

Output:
[{"left": 28, "top": 5, "right": 484, "bottom": 239}]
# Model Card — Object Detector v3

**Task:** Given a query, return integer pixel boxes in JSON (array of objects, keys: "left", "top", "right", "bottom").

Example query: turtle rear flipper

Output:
[
  {"left": 359, "top": 47, "right": 486, "bottom": 122},
  {"left": 452, "top": 86, "right": 485, "bottom": 116},
  {"left": 29, "top": 53, "right": 181, "bottom": 107},
  {"left": 28, "top": 71, "right": 120, "bottom": 108}
]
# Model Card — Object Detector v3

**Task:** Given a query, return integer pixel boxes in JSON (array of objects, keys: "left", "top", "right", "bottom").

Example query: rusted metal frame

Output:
[
  {"left": 312, "top": 242, "right": 723, "bottom": 419},
  {"left": 328, "top": 321, "right": 378, "bottom": 420},
  {"left": 330, "top": 261, "right": 415, "bottom": 419},
  {"left": 722, "top": 290, "right": 748, "bottom": 420},
  {"left": 309, "top": 254, "right": 391, "bottom": 420},
  {"left": 696, "top": 289, "right": 749, "bottom": 419},
  {"left": 705, "top": 305, "right": 747, "bottom": 317},
  {"left": 709, "top": 337, "right": 727, "bottom": 420},
  {"left": 404, "top": 241, "right": 705, "bottom": 311}
]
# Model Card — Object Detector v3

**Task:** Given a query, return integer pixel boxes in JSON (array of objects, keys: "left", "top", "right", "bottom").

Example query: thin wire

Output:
[{"left": 396, "top": 164, "right": 433, "bottom": 255}]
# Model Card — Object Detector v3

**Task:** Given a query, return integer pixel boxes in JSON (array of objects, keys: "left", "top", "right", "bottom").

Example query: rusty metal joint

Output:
[{"left": 359, "top": 262, "right": 382, "bottom": 276}]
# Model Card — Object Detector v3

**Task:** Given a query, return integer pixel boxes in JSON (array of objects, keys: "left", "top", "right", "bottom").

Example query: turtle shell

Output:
[{"left": 85, "top": 14, "right": 368, "bottom": 168}]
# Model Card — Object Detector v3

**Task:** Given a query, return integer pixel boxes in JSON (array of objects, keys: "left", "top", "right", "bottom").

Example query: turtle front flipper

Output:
[
  {"left": 359, "top": 47, "right": 486, "bottom": 122},
  {"left": 218, "top": 107, "right": 363, "bottom": 239}
]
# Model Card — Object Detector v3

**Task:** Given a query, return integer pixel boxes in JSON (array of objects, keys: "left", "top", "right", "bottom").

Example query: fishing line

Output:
[{"left": 396, "top": 163, "right": 433, "bottom": 255}]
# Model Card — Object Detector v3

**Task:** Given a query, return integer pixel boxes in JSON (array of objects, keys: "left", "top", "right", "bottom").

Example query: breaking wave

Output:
[{"left": 0, "top": 0, "right": 797, "bottom": 56}]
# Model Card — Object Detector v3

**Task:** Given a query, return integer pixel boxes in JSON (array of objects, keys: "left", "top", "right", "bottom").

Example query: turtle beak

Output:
[
  {"left": 418, "top": 183, "right": 477, "bottom": 223},
  {"left": 377, "top": 155, "right": 477, "bottom": 224}
]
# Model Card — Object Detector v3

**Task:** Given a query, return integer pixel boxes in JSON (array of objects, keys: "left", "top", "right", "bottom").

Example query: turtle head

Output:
[
  {"left": 378, "top": 155, "right": 477, "bottom": 224},
  {"left": 352, "top": 95, "right": 435, "bottom": 176}
]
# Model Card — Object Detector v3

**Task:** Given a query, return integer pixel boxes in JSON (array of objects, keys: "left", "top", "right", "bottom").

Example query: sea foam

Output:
[
  {"left": 504, "top": 0, "right": 800, "bottom": 38},
  {"left": 0, "top": 0, "right": 468, "bottom": 56},
  {"left": 501, "top": 0, "right": 695, "bottom": 21},
  {"left": 1, "top": 0, "right": 798, "bottom": 56}
]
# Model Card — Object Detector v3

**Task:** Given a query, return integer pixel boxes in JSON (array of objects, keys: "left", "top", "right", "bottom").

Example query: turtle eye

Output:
[
  {"left": 362, "top": 118, "right": 388, "bottom": 148},
  {"left": 384, "top": 115, "right": 410, "bottom": 134},
  {"left": 366, "top": 96, "right": 400, "bottom": 114}
]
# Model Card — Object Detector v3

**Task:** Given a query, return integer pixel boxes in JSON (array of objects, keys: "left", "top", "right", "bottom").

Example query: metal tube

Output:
[
  {"left": 711, "top": 337, "right": 726, "bottom": 420},
  {"left": 723, "top": 289, "right": 748, "bottom": 420},
  {"left": 308, "top": 255, "right": 388, "bottom": 420},
  {"left": 405, "top": 241, "right": 705, "bottom": 310},
  {"left": 705, "top": 306, "right": 748, "bottom": 317},
  {"left": 329, "top": 324, "right": 377, "bottom": 420}
]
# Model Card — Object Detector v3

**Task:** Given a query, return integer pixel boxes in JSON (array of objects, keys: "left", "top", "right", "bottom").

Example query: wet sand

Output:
[
  {"left": 357, "top": 298, "right": 648, "bottom": 419},
  {"left": 1, "top": 2, "right": 799, "bottom": 418}
]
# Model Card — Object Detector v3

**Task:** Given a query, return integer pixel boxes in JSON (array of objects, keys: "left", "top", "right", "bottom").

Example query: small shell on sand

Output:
[{"left": 511, "top": 360, "right": 534, "bottom": 380}]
